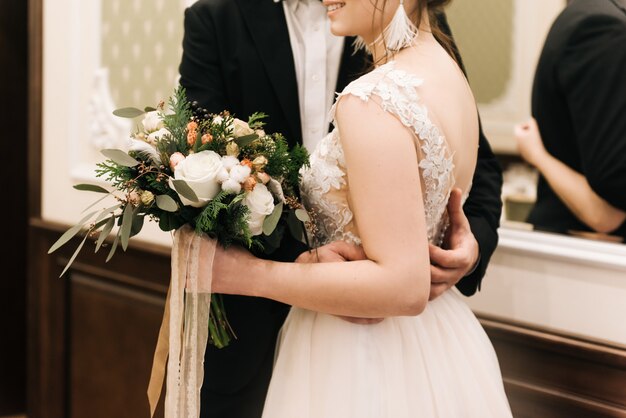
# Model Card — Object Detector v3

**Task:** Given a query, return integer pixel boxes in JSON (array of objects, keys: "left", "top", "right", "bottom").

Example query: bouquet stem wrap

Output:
[{"left": 148, "top": 226, "right": 214, "bottom": 418}]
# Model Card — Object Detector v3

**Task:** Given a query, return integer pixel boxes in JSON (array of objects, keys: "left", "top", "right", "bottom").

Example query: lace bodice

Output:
[{"left": 300, "top": 61, "right": 456, "bottom": 248}]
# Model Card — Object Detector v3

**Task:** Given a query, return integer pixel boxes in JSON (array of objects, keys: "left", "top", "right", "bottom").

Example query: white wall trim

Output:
[{"left": 498, "top": 227, "right": 626, "bottom": 272}]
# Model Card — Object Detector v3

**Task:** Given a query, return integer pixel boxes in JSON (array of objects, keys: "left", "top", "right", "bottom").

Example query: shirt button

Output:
[{"left": 312, "top": 74, "right": 319, "bottom": 82}]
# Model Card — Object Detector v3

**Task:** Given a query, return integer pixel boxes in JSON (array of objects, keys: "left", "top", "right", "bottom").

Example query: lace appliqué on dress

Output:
[
  {"left": 301, "top": 61, "right": 455, "bottom": 248},
  {"left": 300, "top": 130, "right": 362, "bottom": 246}
]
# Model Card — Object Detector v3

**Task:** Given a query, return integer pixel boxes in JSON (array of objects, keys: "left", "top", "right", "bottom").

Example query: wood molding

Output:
[
  {"left": 26, "top": 0, "right": 44, "bottom": 414},
  {"left": 479, "top": 314, "right": 626, "bottom": 417}
]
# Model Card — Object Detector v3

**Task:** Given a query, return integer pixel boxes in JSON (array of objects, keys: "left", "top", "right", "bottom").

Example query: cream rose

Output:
[
  {"left": 142, "top": 111, "right": 164, "bottom": 133},
  {"left": 243, "top": 183, "right": 275, "bottom": 236},
  {"left": 170, "top": 150, "right": 223, "bottom": 207},
  {"left": 232, "top": 118, "right": 254, "bottom": 137}
]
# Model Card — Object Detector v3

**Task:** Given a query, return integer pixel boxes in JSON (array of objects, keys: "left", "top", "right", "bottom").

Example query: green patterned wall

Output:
[
  {"left": 101, "top": 0, "right": 185, "bottom": 108},
  {"left": 447, "top": 0, "right": 514, "bottom": 104}
]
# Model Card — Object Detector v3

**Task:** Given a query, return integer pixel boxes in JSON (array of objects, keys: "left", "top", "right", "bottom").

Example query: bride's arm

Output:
[{"left": 208, "top": 95, "right": 431, "bottom": 318}]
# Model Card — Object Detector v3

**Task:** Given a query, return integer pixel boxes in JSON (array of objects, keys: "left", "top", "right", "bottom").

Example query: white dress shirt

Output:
[{"left": 281, "top": 0, "right": 344, "bottom": 152}]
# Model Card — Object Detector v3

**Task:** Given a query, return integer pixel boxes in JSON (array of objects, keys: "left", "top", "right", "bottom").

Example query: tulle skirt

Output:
[{"left": 262, "top": 289, "right": 512, "bottom": 418}]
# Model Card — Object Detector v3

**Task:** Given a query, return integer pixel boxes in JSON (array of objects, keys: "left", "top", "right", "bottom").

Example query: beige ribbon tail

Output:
[
  {"left": 147, "top": 226, "right": 216, "bottom": 418},
  {"left": 147, "top": 284, "right": 171, "bottom": 417}
]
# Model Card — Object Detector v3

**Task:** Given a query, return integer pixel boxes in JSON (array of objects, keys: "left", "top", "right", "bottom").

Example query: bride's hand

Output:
[{"left": 296, "top": 241, "right": 384, "bottom": 325}]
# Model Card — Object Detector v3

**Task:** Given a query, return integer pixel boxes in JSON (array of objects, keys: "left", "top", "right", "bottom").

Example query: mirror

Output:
[{"left": 448, "top": 0, "right": 624, "bottom": 244}]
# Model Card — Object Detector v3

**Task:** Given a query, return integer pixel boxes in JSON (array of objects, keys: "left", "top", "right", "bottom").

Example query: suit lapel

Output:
[{"left": 235, "top": 0, "right": 302, "bottom": 145}]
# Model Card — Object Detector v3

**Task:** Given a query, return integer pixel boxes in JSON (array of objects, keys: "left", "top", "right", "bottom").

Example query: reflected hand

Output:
[
  {"left": 514, "top": 118, "right": 547, "bottom": 167},
  {"left": 296, "top": 241, "right": 384, "bottom": 325},
  {"left": 429, "top": 188, "right": 479, "bottom": 301}
]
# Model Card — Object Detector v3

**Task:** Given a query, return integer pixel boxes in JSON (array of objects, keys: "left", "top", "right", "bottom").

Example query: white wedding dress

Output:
[{"left": 262, "top": 62, "right": 513, "bottom": 417}]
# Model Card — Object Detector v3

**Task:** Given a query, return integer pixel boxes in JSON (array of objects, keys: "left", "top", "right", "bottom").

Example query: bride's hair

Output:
[{"left": 373, "top": 0, "right": 457, "bottom": 65}]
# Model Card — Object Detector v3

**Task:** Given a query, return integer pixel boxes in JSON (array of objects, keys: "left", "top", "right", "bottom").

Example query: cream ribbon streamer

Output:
[{"left": 148, "top": 226, "right": 215, "bottom": 418}]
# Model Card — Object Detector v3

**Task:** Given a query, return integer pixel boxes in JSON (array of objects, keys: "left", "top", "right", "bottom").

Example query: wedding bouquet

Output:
[{"left": 49, "top": 87, "right": 310, "bottom": 348}]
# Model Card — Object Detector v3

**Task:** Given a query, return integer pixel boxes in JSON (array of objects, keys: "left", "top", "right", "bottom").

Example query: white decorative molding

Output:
[
  {"left": 67, "top": 0, "right": 189, "bottom": 183},
  {"left": 468, "top": 226, "right": 626, "bottom": 346},
  {"left": 498, "top": 226, "right": 626, "bottom": 271},
  {"left": 87, "top": 68, "right": 132, "bottom": 150}
]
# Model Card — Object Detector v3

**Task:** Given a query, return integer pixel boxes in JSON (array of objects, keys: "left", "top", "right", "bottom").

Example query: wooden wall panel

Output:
[
  {"left": 28, "top": 222, "right": 626, "bottom": 418},
  {"left": 69, "top": 274, "right": 164, "bottom": 418},
  {"left": 480, "top": 316, "right": 626, "bottom": 417},
  {"left": 28, "top": 220, "right": 169, "bottom": 418}
]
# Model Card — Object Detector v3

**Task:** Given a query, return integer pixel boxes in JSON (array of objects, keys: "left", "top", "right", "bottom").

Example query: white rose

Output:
[
  {"left": 229, "top": 164, "right": 252, "bottom": 183},
  {"left": 147, "top": 127, "right": 170, "bottom": 144},
  {"left": 169, "top": 150, "right": 223, "bottom": 207},
  {"left": 222, "top": 178, "right": 242, "bottom": 194},
  {"left": 232, "top": 118, "right": 254, "bottom": 137},
  {"left": 221, "top": 155, "right": 240, "bottom": 171},
  {"left": 142, "top": 111, "right": 164, "bottom": 133},
  {"left": 243, "top": 183, "right": 275, "bottom": 236}
]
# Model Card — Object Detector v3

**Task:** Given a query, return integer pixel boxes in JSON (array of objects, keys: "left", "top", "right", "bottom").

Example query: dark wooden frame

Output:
[
  {"left": 0, "top": 0, "right": 29, "bottom": 414},
  {"left": 27, "top": 0, "right": 44, "bottom": 414}
]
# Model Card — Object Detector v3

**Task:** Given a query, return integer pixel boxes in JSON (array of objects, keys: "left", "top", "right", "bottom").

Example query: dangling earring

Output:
[
  {"left": 383, "top": 0, "right": 418, "bottom": 51},
  {"left": 352, "top": 0, "right": 418, "bottom": 55}
]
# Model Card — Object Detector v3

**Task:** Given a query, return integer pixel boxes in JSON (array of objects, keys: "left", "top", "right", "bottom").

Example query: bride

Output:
[{"left": 202, "top": 0, "right": 512, "bottom": 416}]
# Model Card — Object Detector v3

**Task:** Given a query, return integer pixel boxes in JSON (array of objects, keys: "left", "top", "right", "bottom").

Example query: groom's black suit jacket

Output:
[
  {"left": 528, "top": 0, "right": 626, "bottom": 239},
  {"left": 179, "top": 1, "right": 503, "bottom": 416}
]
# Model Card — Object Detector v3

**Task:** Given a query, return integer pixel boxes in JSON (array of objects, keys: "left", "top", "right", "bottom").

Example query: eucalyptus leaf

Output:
[
  {"left": 159, "top": 212, "right": 173, "bottom": 231},
  {"left": 58, "top": 234, "right": 89, "bottom": 278},
  {"left": 234, "top": 134, "right": 259, "bottom": 148},
  {"left": 287, "top": 210, "right": 305, "bottom": 243},
  {"left": 156, "top": 194, "right": 178, "bottom": 212},
  {"left": 101, "top": 149, "right": 140, "bottom": 167},
  {"left": 74, "top": 184, "right": 109, "bottom": 193},
  {"left": 295, "top": 208, "right": 311, "bottom": 223},
  {"left": 48, "top": 210, "right": 98, "bottom": 254},
  {"left": 95, "top": 216, "right": 115, "bottom": 253},
  {"left": 262, "top": 201, "right": 283, "bottom": 236},
  {"left": 94, "top": 204, "right": 122, "bottom": 224},
  {"left": 144, "top": 106, "right": 157, "bottom": 112},
  {"left": 171, "top": 179, "right": 199, "bottom": 202},
  {"left": 130, "top": 207, "right": 145, "bottom": 237},
  {"left": 113, "top": 107, "right": 145, "bottom": 118},
  {"left": 106, "top": 230, "right": 120, "bottom": 262},
  {"left": 82, "top": 193, "right": 114, "bottom": 213},
  {"left": 120, "top": 204, "right": 134, "bottom": 251}
]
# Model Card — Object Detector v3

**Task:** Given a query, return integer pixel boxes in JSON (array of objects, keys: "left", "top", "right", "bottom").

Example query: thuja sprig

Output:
[{"left": 163, "top": 86, "right": 193, "bottom": 153}]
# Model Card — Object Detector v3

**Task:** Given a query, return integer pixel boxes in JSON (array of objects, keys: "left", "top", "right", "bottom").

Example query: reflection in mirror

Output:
[{"left": 448, "top": 0, "right": 625, "bottom": 244}]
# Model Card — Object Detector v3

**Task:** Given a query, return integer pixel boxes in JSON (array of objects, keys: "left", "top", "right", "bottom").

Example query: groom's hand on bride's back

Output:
[{"left": 429, "top": 188, "right": 480, "bottom": 301}]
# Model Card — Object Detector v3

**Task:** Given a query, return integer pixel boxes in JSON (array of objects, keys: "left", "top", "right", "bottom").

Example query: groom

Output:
[{"left": 179, "top": 0, "right": 503, "bottom": 416}]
